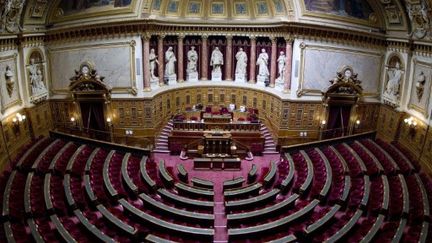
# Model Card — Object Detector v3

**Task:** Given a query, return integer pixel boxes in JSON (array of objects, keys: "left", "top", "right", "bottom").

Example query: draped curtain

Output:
[
  {"left": 80, "top": 102, "right": 106, "bottom": 132},
  {"left": 326, "top": 105, "right": 352, "bottom": 138}
]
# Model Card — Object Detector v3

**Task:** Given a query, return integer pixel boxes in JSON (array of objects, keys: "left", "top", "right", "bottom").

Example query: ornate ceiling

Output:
[{"left": 1, "top": 0, "right": 431, "bottom": 41}]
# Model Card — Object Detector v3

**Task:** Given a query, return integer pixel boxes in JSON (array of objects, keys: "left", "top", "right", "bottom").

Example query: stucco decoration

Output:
[
  {"left": 0, "top": 0, "right": 26, "bottom": 33},
  {"left": 408, "top": 58, "right": 432, "bottom": 117},
  {"left": 27, "top": 50, "right": 48, "bottom": 104},
  {"left": 0, "top": 54, "right": 21, "bottom": 113},
  {"left": 406, "top": 0, "right": 431, "bottom": 39}
]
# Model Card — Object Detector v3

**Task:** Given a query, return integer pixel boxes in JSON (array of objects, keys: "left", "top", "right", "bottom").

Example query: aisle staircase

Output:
[
  {"left": 153, "top": 120, "right": 173, "bottom": 153},
  {"left": 260, "top": 124, "right": 279, "bottom": 154}
]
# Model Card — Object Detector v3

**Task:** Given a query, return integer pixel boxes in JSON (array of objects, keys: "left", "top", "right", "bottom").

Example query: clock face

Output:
[{"left": 81, "top": 65, "right": 90, "bottom": 74}]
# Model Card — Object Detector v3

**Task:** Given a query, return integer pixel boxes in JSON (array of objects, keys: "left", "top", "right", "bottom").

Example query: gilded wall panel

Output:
[
  {"left": 28, "top": 102, "right": 53, "bottom": 137},
  {"left": 376, "top": 105, "right": 402, "bottom": 142}
]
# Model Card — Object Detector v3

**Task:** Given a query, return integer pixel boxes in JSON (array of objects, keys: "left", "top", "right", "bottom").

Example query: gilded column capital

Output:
[
  {"left": 158, "top": 34, "right": 166, "bottom": 40},
  {"left": 249, "top": 36, "right": 256, "bottom": 41},
  {"left": 201, "top": 34, "right": 209, "bottom": 40},
  {"left": 142, "top": 33, "right": 151, "bottom": 41},
  {"left": 284, "top": 35, "right": 294, "bottom": 44},
  {"left": 177, "top": 34, "right": 185, "bottom": 40}
]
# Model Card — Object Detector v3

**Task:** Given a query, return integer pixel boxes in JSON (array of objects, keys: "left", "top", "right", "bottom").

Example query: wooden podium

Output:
[{"left": 203, "top": 131, "right": 232, "bottom": 155}]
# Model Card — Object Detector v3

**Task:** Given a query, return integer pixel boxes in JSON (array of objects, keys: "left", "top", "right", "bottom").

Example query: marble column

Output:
[
  {"left": 157, "top": 35, "right": 165, "bottom": 86},
  {"left": 201, "top": 35, "right": 208, "bottom": 80},
  {"left": 177, "top": 35, "right": 184, "bottom": 82},
  {"left": 284, "top": 37, "right": 294, "bottom": 93},
  {"left": 249, "top": 36, "right": 256, "bottom": 83},
  {"left": 143, "top": 34, "right": 151, "bottom": 91},
  {"left": 225, "top": 35, "right": 233, "bottom": 81},
  {"left": 270, "top": 37, "right": 277, "bottom": 88}
]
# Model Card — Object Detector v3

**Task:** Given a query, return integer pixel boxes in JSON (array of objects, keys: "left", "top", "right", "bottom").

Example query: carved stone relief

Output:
[
  {"left": 406, "top": 0, "right": 431, "bottom": 39},
  {"left": 27, "top": 50, "right": 48, "bottom": 104},
  {"left": 383, "top": 54, "right": 404, "bottom": 107},
  {"left": 0, "top": 0, "right": 26, "bottom": 33}
]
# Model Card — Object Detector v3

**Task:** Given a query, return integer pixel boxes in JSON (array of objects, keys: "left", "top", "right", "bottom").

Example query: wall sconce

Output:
[
  {"left": 106, "top": 117, "right": 112, "bottom": 127},
  {"left": 355, "top": 120, "right": 361, "bottom": 128},
  {"left": 11, "top": 113, "right": 26, "bottom": 134},
  {"left": 320, "top": 120, "right": 326, "bottom": 129},
  {"left": 404, "top": 117, "right": 417, "bottom": 137},
  {"left": 70, "top": 117, "right": 77, "bottom": 126},
  {"left": 125, "top": 130, "right": 133, "bottom": 136}
]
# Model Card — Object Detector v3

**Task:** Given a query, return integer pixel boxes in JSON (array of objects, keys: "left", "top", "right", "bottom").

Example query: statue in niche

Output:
[
  {"left": 164, "top": 46, "right": 177, "bottom": 83},
  {"left": 211, "top": 47, "right": 224, "bottom": 73},
  {"left": 0, "top": 0, "right": 25, "bottom": 33},
  {"left": 4, "top": 65, "right": 14, "bottom": 97},
  {"left": 149, "top": 48, "right": 159, "bottom": 82},
  {"left": 416, "top": 71, "right": 426, "bottom": 102},
  {"left": 385, "top": 62, "right": 403, "bottom": 96},
  {"left": 187, "top": 46, "right": 198, "bottom": 79},
  {"left": 28, "top": 58, "right": 47, "bottom": 95},
  {"left": 256, "top": 48, "right": 270, "bottom": 85},
  {"left": 276, "top": 51, "right": 286, "bottom": 83},
  {"left": 235, "top": 48, "right": 247, "bottom": 81}
]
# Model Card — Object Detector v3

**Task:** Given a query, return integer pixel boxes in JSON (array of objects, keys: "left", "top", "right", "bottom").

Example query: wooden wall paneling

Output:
[{"left": 376, "top": 105, "right": 402, "bottom": 142}]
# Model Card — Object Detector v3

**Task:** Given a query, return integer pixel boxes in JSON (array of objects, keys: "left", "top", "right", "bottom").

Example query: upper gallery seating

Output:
[{"left": 0, "top": 135, "right": 431, "bottom": 242}]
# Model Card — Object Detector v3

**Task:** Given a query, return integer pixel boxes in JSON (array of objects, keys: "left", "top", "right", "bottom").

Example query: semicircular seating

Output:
[{"left": 0, "top": 136, "right": 432, "bottom": 242}]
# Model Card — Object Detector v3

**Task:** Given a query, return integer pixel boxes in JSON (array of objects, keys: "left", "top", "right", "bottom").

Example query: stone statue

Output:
[
  {"left": 0, "top": 0, "right": 25, "bottom": 33},
  {"left": 276, "top": 51, "right": 286, "bottom": 83},
  {"left": 149, "top": 48, "right": 159, "bottom": 82},
  {"left": 210, "top": 47, "right": 224, "bottom": 73},
  {"left": 29, "top": 58, "right": 47, "bottom": 95},
  {"left": 187, "top": 46, "right": 198, "bottom": 74},
  {"left": 416, "top": 71, "right": 426, "bottom": 102},
  {"left": 256, "top": 48, "right": 269, "bottom": 85},
  {"left": 235, "top": 48, "right": 247, "bottom": 81},
  {"left": 4, "top": 65, "right": 14, "bottom": 97},
  {"left": 386, "top": 62, "right": 403, "bottom": 96},
  {"left": 165, "top": 46, "right": 176, "bottom": 76},
  {"left": 187, "top": 46, "right": 199, "bottom": 81}
]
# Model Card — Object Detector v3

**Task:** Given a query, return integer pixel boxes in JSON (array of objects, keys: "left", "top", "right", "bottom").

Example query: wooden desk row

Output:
[
  {"left": 159, "top": 160, "right": 174, "bottom": 187},
  {"left": 223, "top": 177, "right": 245, "bottom": 190},
  {"left": 281, "top": 154, "right": 295, "bottom": 192},
  {"left": 120, "top": 199, "right": 215, "bottom": 239},
  {"left": 263, "top": 161, "right": 277, "bottom": 186},
  {"left": 31, "top": 139, "right": 61, "bottom": 171},
  {"left": 224, "top": 182, "right": 262, "bottom": 199},
  {"left": 16, "top": 137, "right": 49, "bottom": 169},
  {"left": 194, "top": 157, "right": 241, "bottom": 170},
  {"left": 157, "top": 188, "right": 214, "bottom": 209},
  {"left": 191, "top": 177, "right": 214, "bottom": 189},
  {"left": 225, "top": 188, "right": 280, "bottom": 211},
  {"left": 173, "top": 121, "right": 260, "bottom": 132},
  {"left": 140, "top": 157, "right": 157, "bottom": 190},
  {"left": 174, "top": 182, "right": 214, "bottom": 200},
  {"left": 48, "top": 142, "right": 75, "bottom": 172}
]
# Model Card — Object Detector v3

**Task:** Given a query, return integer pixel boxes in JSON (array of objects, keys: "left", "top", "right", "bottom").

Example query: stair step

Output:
[
  {"left": 153, "top": 149, "right": 170, "bottom": 153},
  {"left": 263, "top": 151, "right": 279, "bottom": 154}
]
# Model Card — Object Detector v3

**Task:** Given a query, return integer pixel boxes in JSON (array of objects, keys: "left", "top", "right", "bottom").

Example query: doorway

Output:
[
  {"left": 324, "top": 104, "right": 352, "bottom": 139},
  {"left": 79, "top": 101, "right": 106, "bottom": 140}
]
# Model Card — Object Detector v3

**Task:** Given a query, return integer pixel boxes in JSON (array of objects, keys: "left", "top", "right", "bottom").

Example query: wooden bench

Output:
[
  {"left": 367, "top": 139, "right": 400, "bottom": 171},
  {"left": 360, "top": 214, "right": 385, "bottom": 243},
  {"left": 420, "top": 221, "right": 429, "bottom": 243},
  {"left": 399, "top": 175, "right": 410, "bottom": 214},
  {"left": 3, "top": 221, "right": 14, "bottom": 243},
  {"left": 388, "top": 142, "right": 415, "bottom": 171},
  {"left": 49, "top": 142, "right": 75, "bottom": 171},
  {"left": 223, "top": 177, "right": 245, "bottom": 190},
  {"left": 96, "top": 204, "right": 137, "bottom": 236},
  {"left": 225, "top": 188, "right": 280, "bottom": 210},
  {"left": 228, "top": 199, "right": 319, "bottom": 238},
  {"left": 84, "top": 147, "right": 101, "bottom": 173},
  {"left": 267, "top": 235, "right": 297, "bottom": 243},
  {"left": 281, "top": 154, "right": 295, "bottom": 191},
  {"left": 263, "top": 161, "right": 277, "bottom": 186},
  {"left": 305, "top": 204, "right": 341, "bottom": 235},
  {"left": 393, "top": 218, "right": 407, "bottom": 242},
  {"left": 140, "top": 156, "right": 157, "bottom": 190},
  {"left": 177, "top": 164, "right": 188, "bottom": 182},
  {"left": 329, "top": 146, "right": 350, "bottom": 174},
  {"left": 342, "top": 143, "right": 369, "bottom": 174},
  {"left": 102, "top": 151, "right": 118, "bottom": 198},
  {"left": 16, "top": 137, "right": 49, "bottom": 168},
  {"left": 415, "top": 174, "right": 430, "bottom": 218},
  {"left": 353, "top": 141, "right": 384, "bottom": 174},
  {"left": 31, "top": 139, "right": 61, "bottom": 171},
  {"left": 300, "top": 150, "right": 314, "bottom": 194},
  {"left": 139, "top": 193, "right": 214, "bottom": 223},
  {"left": 314, "top": 148, "right": 333, "bottom": 198},
  {"left": 84, "top": 174, "right": 97, "bottom": 202},
  {"left": 145, "top": 234, "right": 175, "bottom": 243},
  {"left": 159, "top": 160, "right": 174, "bottom": 187},
  {"left": 227, "top": 193, "right": 299, "bottom": 223},
  {"left": 119, "top": 199, "right": 214, "bottom": 238},
  {"left": 382, "top": 175, "right": 390, "bottom": 211},
  {"left": 65, "top": 145, "right": 86, "bottom": 173},
  {"left": 27, "top": 218, "right": 44, "bottom": 243},
  {"left": 64, "top": 174, "right": 76, "bottom": 208},
  {"left": 326, "top": 209, "right": 363, "bottom": 243},
  {"left": 43, "top": 173, "right": 53, "bottom": 211},
  {"left": 341, "top": 175, "right": 351, "bottom": 202},
  {"left": 248, "top": 164, "right": 257, "bottom": 182},
  {"left": 157, "top": 188, "right": 214, "bottom": 209},
  {"left": 50, "top": 214, "right": 77, "bottom": 243},
  {"left": 361, "top": 175, "right": 371, "bottom": 208},
  {"left": 191, "top": 177, "right": 214, "bottom": 189},
  {"left": 121, "top": 153, "right": 139, "bottom": 194},
  {"left": 24, "top": 172, "right": 33, "bottom": 215},
  {"left": 74, "top": 209, "right": 116, "bottom": 243},
  {"left": 174, "top": 182, "right": 214, "bottom": 200},
  {"left": 2, "top": 170, "right": 16, "bottom": 217},
  {"left": 224, "top": 183, "right": 262, "bottom": 199}
]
